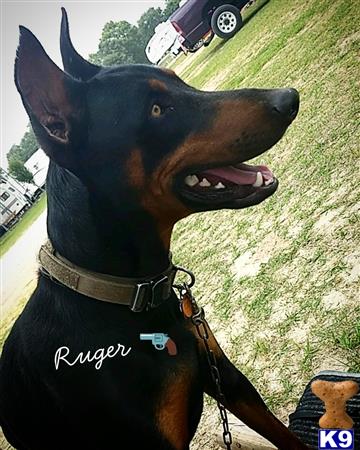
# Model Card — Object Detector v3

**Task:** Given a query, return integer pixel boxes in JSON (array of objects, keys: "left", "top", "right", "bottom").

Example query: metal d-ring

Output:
[{"left": 173, "top": 265, "right": 195, "bottom": 290}]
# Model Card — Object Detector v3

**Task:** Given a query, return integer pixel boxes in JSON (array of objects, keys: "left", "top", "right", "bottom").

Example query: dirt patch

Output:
[
  {"left": 288, "top": 319, "right": 316, "bottom": 344},
  {"left": 233, "top": 232, "right": 288, "bottom": 279},
  {"left": 323, "top": 184, "right": 352, "bottom": 208},
  {"left": 270, "top": 299, "right": 298, "bottom": 325},
  {"left": 287, "top": 221, "right": 303, "bottom": 238},
  {"left": 322, "top": 289, "right": 347, "bottom": 310},
  {"left": 233, "top": 250, "right": 266, "bottom": 278},
  {"left": 313, "top": 207, "right": 347, "bottom": 234},
  {"left": 315, "top": 355, "right": 349, "bottom": 374},
  {"left": 341, "top": 252, "right": 360, "bottom": 284},
  {"left": 190, "top": 403, "right": 221, "bottom": 450},
  {"left": 231, "top": 309, "right": 249, "bottom": 332}
]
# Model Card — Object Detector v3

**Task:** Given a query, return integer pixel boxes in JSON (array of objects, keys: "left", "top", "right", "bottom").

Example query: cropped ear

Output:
[
  {"left": 15, "top": 26, "right": 84, "bottom": 169},
  {"left": 60, "top": 8, "right": 101, "bottom": 81}
]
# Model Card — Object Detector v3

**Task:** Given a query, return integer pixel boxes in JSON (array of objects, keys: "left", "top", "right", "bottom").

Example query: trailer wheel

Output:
[{"left": 211, "top": 4, "right": 242, "bottom": 39}]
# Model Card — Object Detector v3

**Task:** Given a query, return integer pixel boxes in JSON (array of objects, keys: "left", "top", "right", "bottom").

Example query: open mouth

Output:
[{"left": 176, "top": 161, "right": 278, "bottom": 210}]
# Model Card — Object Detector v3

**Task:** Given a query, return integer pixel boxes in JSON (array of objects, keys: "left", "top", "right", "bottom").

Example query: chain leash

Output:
[{"left": 175, "top": 272, "right": 233, "bottom": 450}]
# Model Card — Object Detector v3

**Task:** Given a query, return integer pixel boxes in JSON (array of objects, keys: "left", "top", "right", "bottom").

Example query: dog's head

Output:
[{"left": 15, "top": 9, "right": 299, "bottom": 232}]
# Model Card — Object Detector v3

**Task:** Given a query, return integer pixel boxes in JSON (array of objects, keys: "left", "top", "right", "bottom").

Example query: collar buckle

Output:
[{"left": 130, "top": 273, "right": 173, "bottom": 313}]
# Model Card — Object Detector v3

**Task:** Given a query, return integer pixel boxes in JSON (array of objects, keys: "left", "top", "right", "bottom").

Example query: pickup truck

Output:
[{"left": 170, "top": 0, "right": 253, "bottom": 52}]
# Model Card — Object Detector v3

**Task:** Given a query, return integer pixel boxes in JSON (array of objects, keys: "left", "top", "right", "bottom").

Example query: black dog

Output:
[{"left": 0, "top": 9, "right": 307, "bottom": 450}]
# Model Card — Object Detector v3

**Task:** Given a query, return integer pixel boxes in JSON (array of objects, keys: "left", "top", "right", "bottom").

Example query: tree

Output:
[
  {"left": 89, "top": 1, "right": 181, "bottom": 67},
  {"left": 90, "top": 21, "right": 146, "bottom": 66},
  {"left": 7, "top": 125, "right": 38, "bottom": 166},
  {"left": 8, "top": 159, "right": 34, "bottom": 184},
  {"left": 163, "top": 0, "right": 181, "bottom": 19},
  {"left": 7, "top": 144, "right": 23, "bottom": 164},
  {"left": 137, "top": 7, "right": 165, "bottom": 49},
  {"left": 20, "top": 128, "right": 38, "bottom": 161}
]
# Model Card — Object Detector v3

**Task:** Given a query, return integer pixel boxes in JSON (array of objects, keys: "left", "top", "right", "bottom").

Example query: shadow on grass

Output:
[{"left": 204, "top": 39, "right": 227, "bottom": 59}]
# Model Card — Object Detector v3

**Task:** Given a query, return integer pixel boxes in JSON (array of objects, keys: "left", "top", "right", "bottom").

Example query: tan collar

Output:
[{"left": 38, "top": 241, "right": 177, "bottom": 312}]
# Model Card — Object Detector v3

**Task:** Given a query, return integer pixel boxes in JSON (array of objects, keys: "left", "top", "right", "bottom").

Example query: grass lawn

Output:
[
  {"left": 1, "top": 0, "right": 359, "bottom": 448},
  {"left": 165, "top": 0, "right": 359, "bottom": 446},
  {"left": 0, "top": 196, "right": 45, "bottom": 449},
  {"left": 0, "top": 194, "right": 46, "bottom": 258},
  {"left": 0, "top": 282, "right": 36, "bottom": 350}
]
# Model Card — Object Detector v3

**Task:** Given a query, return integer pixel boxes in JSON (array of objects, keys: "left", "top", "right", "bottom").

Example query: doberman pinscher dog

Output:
[{"left": 0, "top": 9, "right": 307, "bottom": 450}]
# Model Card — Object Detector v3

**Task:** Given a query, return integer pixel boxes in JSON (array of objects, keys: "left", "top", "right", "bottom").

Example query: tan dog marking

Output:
[
  {"left": 156, "top": 369, "right": 191, "bottom": 450},
  {"left": 161, "top": 68, "right": 176, "bottom": 77},
  {"left": 149, "top": 79, "right": 168, "bottom": 91},
  {"left": 126, "top": 149, "right": 146, "bottom": 190},
  {"left": 311, "top": 379, "right": 359, "bottom": 429}
]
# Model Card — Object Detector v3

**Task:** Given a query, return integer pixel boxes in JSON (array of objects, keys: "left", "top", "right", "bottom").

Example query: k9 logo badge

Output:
[{"left": 318, "top": 429, "right": 354, "bottom": 449}]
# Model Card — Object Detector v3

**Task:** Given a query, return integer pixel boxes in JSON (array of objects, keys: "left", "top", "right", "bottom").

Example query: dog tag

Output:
[{"left": 181, "top": 292, "right": 194, "bottom": 318}]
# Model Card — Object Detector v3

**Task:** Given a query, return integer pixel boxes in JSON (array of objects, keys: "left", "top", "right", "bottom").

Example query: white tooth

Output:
[
  {"left": 252, "top": 171, "right": 263, "bottom": 187},
  {"left": 264, "top": 178, "right": 273, "bottom": 186},
  {"left": 185, "top": 175, "right": 199, "bottom": 187},
  {"left": 199, "top": 178, "right": 211, "bottom": 187},
  {"left": 214, "top": 182, "right": 225, "bottom": 189}
]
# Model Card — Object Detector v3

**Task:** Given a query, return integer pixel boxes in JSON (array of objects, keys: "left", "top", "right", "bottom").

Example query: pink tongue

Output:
[
  {"left": 202, "top": 164, "right": 273, "bottom": 185},
  {"left": 204, "top": 166, "right": 255, "bottom": 184}
]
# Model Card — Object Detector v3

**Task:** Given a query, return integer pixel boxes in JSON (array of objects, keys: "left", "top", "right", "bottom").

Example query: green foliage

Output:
[
  {"left": 6, "top": 125, "right": 38, "bottom": 183},
  {"left": 7, "top": 144, "right": 22, "bottom": 163},
  {"left": 20, "top": 128, "right": 38, "bottom": 159},
  {"left": 7, "top": 126, "right": 38, "bottom": 166},
  {"left": 8, "top": 159, "right": 34, "bottom": 183},
  {"left": 89, "top": 0, "right": 181, "bottom": 66},
  {"left": 137, "top": 7, "right": 165, "bottom": 49},
  {"left": 90, "top": 20, "right": 147, "bottom": 65},
  {"left": 163, "top": 0, "right": 181, "bottom": 18}
]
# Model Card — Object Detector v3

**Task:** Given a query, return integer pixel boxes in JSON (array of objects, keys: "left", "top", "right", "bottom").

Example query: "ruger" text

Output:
[{"left": 54, "top": 343, "right": 132, "bottom": 370}]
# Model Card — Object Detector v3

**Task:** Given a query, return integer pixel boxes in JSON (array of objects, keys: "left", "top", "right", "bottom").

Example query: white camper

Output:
[{"left": 146, "top": 21, "right": 179, "bottom": 64}]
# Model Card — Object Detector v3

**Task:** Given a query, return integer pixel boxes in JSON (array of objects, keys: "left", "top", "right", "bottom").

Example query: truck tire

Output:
[{"left": 211, "top": 4, "right": 242, "bottom": 39}]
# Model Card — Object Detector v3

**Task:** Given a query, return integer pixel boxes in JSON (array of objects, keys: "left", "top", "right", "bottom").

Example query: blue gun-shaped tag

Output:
[{"left": 140, "top": 333, "right": 177, "bottom": 355}]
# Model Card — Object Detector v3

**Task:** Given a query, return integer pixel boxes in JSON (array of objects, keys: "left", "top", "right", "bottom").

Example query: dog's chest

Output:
[{"left": 155, "top": 363, "right": 203, "bottom": 450}]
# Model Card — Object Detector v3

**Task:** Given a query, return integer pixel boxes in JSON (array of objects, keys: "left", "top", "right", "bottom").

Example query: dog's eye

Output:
[{"left": 151, "top": 104, "right": 163, "bottom": 118}]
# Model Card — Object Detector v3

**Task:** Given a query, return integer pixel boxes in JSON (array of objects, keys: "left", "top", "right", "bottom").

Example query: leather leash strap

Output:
[
  {"left": 178, "top": 283, "right": 233, "bottom": 450},
  {"left": 38, "top": 241, "right": 177, "bottom": 312}
]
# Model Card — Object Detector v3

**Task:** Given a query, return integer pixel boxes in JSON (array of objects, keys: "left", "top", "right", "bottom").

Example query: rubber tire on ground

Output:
[{"left": 211, "top": 4, "right": 243, "bottom": 39}]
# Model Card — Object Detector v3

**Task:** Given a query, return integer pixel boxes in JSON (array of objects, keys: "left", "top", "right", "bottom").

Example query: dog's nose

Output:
[{"left": 271, "top": 88, "right": 300, "bottom": 122}]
